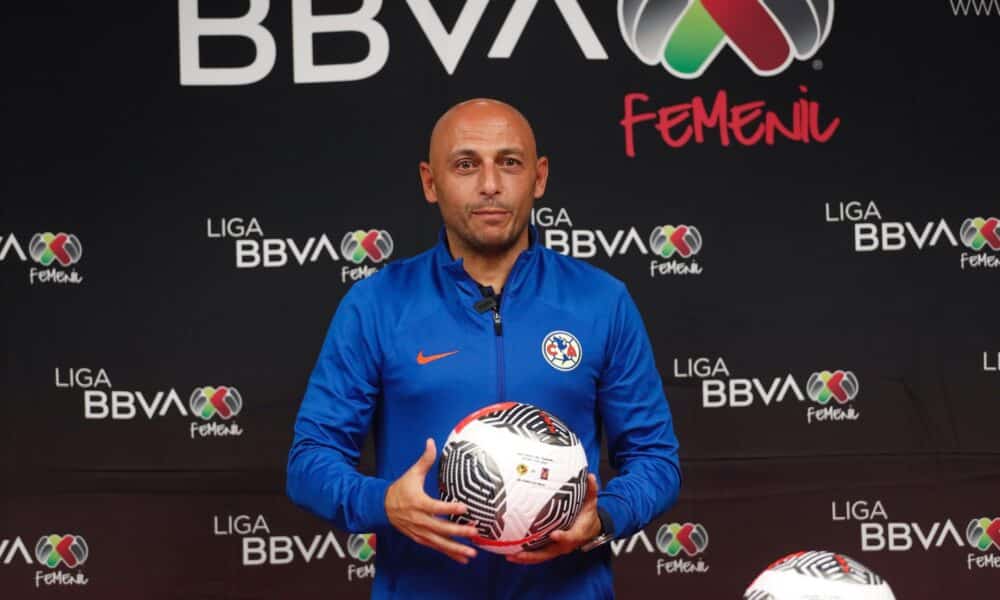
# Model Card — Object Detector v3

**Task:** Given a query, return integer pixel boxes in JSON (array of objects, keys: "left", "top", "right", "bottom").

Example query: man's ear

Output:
[
  {"left": 419, "top": 161, "right": 438, "bottom": 204},
  {"left": 533, "top": 156, "right": 549, "bottom": 199}
]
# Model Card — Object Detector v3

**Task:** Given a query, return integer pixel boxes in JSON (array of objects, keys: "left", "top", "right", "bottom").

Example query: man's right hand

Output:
[{"left": 385, "top": 438, "right": 479, "bottom": 564}]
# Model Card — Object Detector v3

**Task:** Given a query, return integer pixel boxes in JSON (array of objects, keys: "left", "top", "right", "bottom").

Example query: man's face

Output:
[{"left": 420, "top": 102, "right": 548, "bottom": 256}]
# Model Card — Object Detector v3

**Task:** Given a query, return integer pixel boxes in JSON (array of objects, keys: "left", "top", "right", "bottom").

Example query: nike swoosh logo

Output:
[{"left": 416, "top": 350, "right": 459, "bottom": 365}]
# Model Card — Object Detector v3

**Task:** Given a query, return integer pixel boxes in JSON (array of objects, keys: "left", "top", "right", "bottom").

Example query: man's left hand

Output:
[{"left": 506, "top": 472, "right": 601, "bottom": 565}]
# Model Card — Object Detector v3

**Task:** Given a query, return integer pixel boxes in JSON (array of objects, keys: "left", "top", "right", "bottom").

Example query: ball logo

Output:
[
  {"left": 189, "top": 386, "right": 243, "bottom": 420},
  {"left": 960, "top": 217, "right": 1000, "bottom": 251},
  {"left": 619, "top": 0, "right": 834, "bottom": 79},
  {"left": 650, "top": 225, "right": 702, "bottom": 258},
  {"left": 806, "top": 370, "right": 858, "bottom": 405},
  {"left": 29, "top": 233, "right": 82, "bottom": 267},
  {"left": 35, "top": 535, "right": 88, "bottom": 568},
  {"left": 966, "top": 517, "right": 1000, "bottom": 552},
  {"left": 542, "top": 331, "right": 582, "bottom": 372},
  {"left": 340, "top": 230, "right": 393, "bottom": 264},
  {"left": 656, "top": 522, "right": 709, "bottom": 557},
  {"left": 347, "top": 533, "right": 376, "bottom": 562}
]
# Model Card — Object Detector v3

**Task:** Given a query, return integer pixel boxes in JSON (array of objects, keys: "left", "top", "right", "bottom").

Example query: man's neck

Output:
[{"left": 445, "top": 228, "right": 529, "bottom": 292}]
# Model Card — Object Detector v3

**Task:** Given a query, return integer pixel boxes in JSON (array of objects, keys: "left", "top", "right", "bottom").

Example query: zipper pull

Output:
[{"left": 492, "top": 310, "right": 503, "bottom": 336}]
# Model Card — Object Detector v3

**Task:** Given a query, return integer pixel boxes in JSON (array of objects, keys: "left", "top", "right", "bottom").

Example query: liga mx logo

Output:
[
  {"left": 656, "top": 523, "right": 709, "bottom": 557},
  {"left": 960, "top": 217, "right": 1000, "bottom": 251},
  {"left": 966, "top": 518, "right": 1000, "bottom": 552},
  {"left": 29, "top": 233, "right": 82, "bottom": 267},
  {"left": 189, "top": 386, "right": 243, "bottom": 420},
  {"left": 806, "top": 370, "right": 858, "bottom": 405},
  {"left": 341, "top": 230, "right": 393, "bottom": 264},
  {"left": 35, "top": 534, "right": 88, "bottom": 568},
  {"left": 650, "top": 225, "right": 702, "bottom": 258},
  {"left": 542, "top": 331, "right": 582, "bottom": 372},
  {"left": 619, "top": 0, "right": 834, "bottom": 79}
]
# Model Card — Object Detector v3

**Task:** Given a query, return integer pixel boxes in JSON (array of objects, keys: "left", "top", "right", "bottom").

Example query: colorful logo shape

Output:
[
  {"left": 656, "top": 522, "right": 709, "bottom": 557},
  {"left": 650, "top": 225, "right": 702, "bottom": 258},
  {"left": 189, "top": 386, "right": 242, "bottom": 420},
  {"left": 806, "top": 370, "right": 858, "bottom": 405},
  {"left": 35, "top": 534, "right": 88, "bottom": 568},
  {"left": 28, "top": 232, "right": 83, "bottom": 266},
  {"left": 347, "top": 533, "right": 377, "bottom": 562},
  {"left": 966, "top": 517, "right": 1000, "bottom": 552},
  {"left": 341, "top": 230, "right": 393, "bottom": 264},
  {"left": 960, "top": 217, "right": 1000, "bottom": 251},
  {"left": 542, "top": 330, "right": 582, "bottom": 372},
  {"left": 619, "top": 0, "right": 835, "bottom": 79}
]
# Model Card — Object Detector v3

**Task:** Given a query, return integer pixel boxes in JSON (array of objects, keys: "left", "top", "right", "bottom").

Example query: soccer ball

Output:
[
  {"left": 744, "top": 550, "right": 896, "bottom": 600},
  {"left": 438, "top": 402, "right": 589, "bottom": 555}
]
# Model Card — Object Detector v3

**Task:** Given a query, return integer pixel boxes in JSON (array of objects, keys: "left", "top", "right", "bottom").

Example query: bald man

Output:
[{"left": 287, "top": 99, "right": 681, "bottom": 599}]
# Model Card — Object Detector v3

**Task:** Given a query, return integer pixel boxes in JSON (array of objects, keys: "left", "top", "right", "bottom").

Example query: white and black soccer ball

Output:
[
  {"left": 744, "top": 550, "right": 896, "bottom": 600},
  {"left": 438, "top": 402, "right": 589, "bottom": 555}
]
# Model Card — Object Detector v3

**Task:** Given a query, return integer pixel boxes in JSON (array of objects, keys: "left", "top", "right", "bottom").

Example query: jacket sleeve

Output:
[
  {"left": 595, "top": 284, "right": 682, "bottom": 539},
  {"left": 286, "top": 281, "right": 392, "bottom": 533}
]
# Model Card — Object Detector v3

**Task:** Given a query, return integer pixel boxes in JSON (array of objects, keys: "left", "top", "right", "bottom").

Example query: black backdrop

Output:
[{"left": 3, "top": 1, "right": 999, "bottom": 597}]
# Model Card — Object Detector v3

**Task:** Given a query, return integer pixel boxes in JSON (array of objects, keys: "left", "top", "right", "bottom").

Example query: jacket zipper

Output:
[{"left": 493, "top": 306, "right": 504, "bottom": 403}]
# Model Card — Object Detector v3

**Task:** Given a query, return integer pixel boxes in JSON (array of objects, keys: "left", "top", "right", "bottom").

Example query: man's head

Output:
[{"left": 420, "top": 99, "right": 548, "bottom": 257}]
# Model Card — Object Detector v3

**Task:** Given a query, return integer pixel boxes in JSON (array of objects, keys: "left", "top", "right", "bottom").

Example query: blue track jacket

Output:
[{"left": 287, "top": 227, "right": 681, "bottom": 599}]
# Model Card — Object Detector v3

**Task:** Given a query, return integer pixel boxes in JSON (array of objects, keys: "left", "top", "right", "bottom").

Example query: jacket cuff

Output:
[
  {"left": 596, "top": 493, "right": 630, "bottom": 539},
  {"left": 359, "top": 477, "right": 393, "bottom": 532}
]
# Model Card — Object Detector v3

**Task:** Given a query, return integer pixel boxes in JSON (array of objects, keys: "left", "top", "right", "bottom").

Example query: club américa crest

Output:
[{"left": 542, "top": 331, "right": 582, "bottom": 372}]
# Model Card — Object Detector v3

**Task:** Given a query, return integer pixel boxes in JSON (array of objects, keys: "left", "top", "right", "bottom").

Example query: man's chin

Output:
[{"left": 467, "top": 231, "right": 522, "bottom": 256}]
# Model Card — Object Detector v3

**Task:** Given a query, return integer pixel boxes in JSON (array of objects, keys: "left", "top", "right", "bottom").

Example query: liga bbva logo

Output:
[
  {"left": 206, "top": 218, "right": 392, "bottom": 282},
  {"left": 0, "top": 533, "right": 90, "bottom": 588},
  {"left": 1, "top": 232, "right": 84, "bottom": 285},
  {"left": 56, "top": 367, "right": 245, "bottom": 439},
  {"left": 824, "top": 203, "right": 1000, "bottom": 270},
  {"left": 832, "top": 500, "right": 1000, "bottom": 570},
  {"left": 676, "top": 357, "right": 860, "bottom": 424},
  {"left": 212, "top": 514, "right": 376, "bottom": 580},
  {"left": 619, "top": 0, "right": 834, "bottom": 79},
  {"left": 610, "top": 522, "right": 710, "bottom": 575}
]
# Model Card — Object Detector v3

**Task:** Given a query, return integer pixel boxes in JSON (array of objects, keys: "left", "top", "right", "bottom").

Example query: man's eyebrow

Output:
[
  {"left": 446, "top": 147, "right": 527, "bottom": 161},
  {"left": 447, "top": 148, "right": 479, "bottom": 160}
]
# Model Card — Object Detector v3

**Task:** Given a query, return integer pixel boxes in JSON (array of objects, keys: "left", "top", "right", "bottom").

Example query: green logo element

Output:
[{"left": 348, "top": 533, "right": 376, "bottom": 561}]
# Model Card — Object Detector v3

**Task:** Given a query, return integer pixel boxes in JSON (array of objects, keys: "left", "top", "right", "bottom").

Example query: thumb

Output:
[
  {"left": 412, "top": 437, "right": 437, "bottom": 476},
  {"left": 586, "top": 473, "right": 599, "bottom": 500}
]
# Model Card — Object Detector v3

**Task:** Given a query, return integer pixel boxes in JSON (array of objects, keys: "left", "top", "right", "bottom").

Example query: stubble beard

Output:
[{"left": 455, "top": 216, "right": 526, "bottom": 258}]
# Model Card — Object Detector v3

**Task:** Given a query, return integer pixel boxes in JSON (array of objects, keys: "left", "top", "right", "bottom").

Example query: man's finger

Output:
[
  {"left": 586, "top": 473, "right": 599, "bottom": 498},
  {"left": 549, "top": 529, "right": 582, "bottom": 544},
  {"left": 423, "top": 497, "right": 469, "bottom": 517},
  {"left": 419, "top": 530, "right": 478, "bottom": 563},
  {"left": 423, "top": 515, "right": 480, "bottom": 539},
  {"left": 412, "top": 438, "right": 437, "bottom": 475},
  {"left": 506, "top": 543, "right": 566, "bottom": 565}
]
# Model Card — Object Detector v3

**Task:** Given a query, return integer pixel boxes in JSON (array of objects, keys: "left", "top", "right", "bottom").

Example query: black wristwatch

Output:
[{"left": 581, "top": 507, "right": 615, "bottom": 552}]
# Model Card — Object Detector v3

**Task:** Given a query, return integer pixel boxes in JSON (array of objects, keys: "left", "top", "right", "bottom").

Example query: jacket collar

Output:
[{"left": 434, "top": 225, "right": 541, "bottom": 299}]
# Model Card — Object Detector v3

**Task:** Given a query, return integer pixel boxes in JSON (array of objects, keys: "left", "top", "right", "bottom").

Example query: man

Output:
[{"left": 287, "top": 99, "right": 680, "bottom": 599}]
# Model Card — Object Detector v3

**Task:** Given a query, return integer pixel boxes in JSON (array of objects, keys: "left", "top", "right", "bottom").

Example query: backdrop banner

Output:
[{"left": 3, "top": 1, "right": 999, "bottom": 597}]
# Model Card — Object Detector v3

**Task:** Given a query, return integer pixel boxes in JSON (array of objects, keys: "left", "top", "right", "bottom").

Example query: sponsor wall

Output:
[{"left": 2, "top": 1, "right": 998, "bottom": 597}]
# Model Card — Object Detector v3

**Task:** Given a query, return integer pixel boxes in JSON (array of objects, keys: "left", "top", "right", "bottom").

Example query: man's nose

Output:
[{"left": 479, "top": 161, "right": 501, "bottom": 196}]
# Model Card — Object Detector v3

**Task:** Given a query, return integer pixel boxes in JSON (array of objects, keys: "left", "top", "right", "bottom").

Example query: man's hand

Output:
[
  {"left": 385, "top": 438, "right": 479, "bottom": 564},
  {"left": 506, "top": 473, "right": 602, "bottom": 565}
]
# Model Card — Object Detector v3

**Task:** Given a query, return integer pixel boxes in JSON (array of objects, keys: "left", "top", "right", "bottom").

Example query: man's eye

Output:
[
  {"left": 456, "top": 160, "right": 474, "bottom": 170},
  {"left": 503, "top": 158, "right": 521, "bottom": 167}
]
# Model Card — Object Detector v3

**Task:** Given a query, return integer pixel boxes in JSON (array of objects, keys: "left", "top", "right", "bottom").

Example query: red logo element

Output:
[
  {"left": 988, "top": 519, "right": 1000, "bottom": 546},
  {"left": 675, "top": 523, "right": 700, "bottom": 555},
  {"left": 621, "top": 88, "right": 840, "bottom": 156}
]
